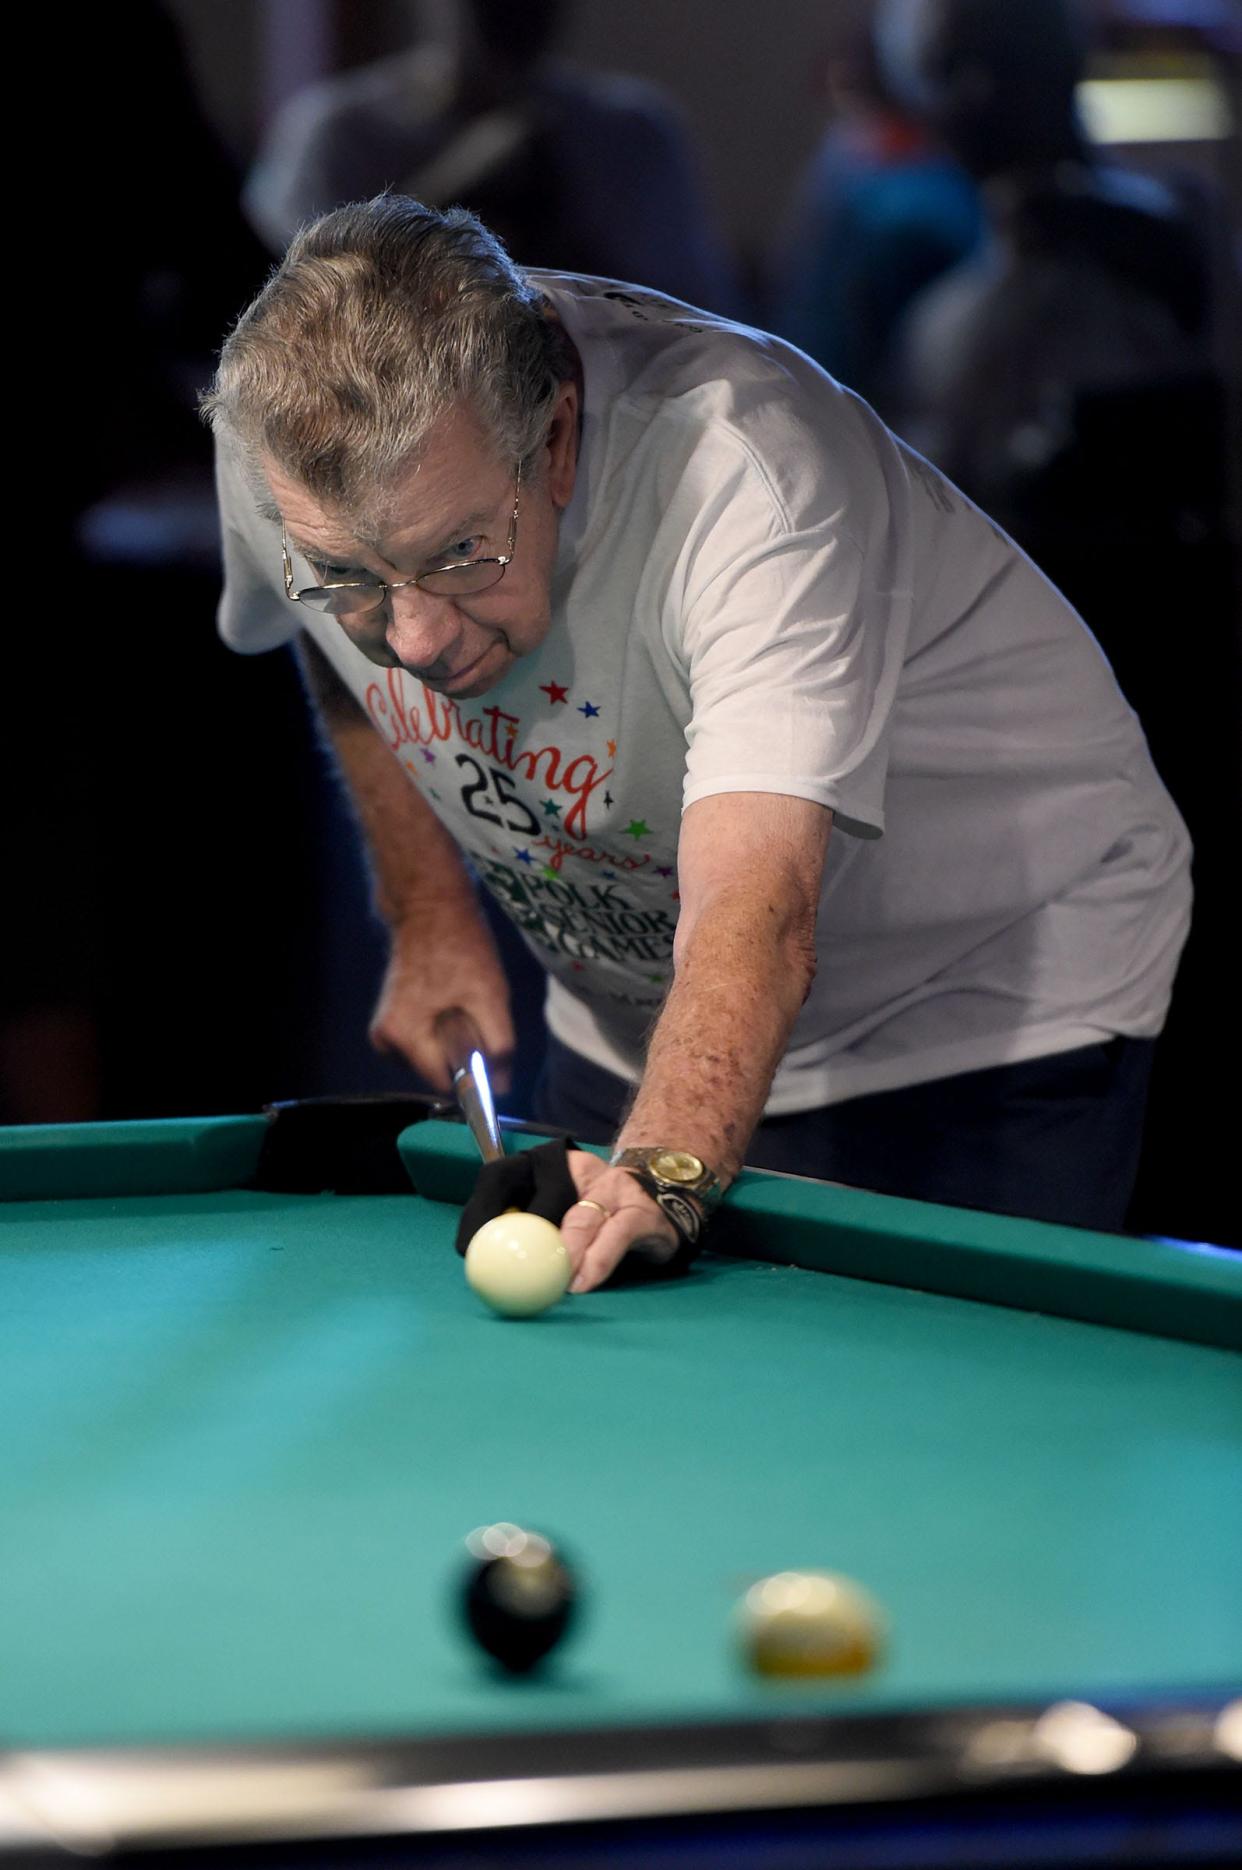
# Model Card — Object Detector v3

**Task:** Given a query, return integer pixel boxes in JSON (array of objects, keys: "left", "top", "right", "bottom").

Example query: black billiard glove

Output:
[{"left": 455, "top": 1138, "right": 581, "bottom": 1257}]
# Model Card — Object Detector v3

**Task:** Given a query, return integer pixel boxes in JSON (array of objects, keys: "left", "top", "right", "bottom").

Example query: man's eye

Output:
[
  {"left": 313, "top": 562, "right": 373, "bottom": 586},
  {"left": 435, "top": 538, "right": 483, "bottom": 565}
]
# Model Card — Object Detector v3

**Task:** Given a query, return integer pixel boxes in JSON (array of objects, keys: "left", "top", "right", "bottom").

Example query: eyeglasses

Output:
[{"left": 282, "top": 464, "right": 522, "bottom": 616}]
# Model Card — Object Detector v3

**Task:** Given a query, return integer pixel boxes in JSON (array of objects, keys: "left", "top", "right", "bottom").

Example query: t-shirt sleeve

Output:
[
  {"left": 677, "top": 412, "right": 913, "bottom": 840},
  {"left": 214, "top": 444, "right": 301, "bottom": 656}
]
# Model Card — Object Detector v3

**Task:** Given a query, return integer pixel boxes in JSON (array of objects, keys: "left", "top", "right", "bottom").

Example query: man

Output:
[{"left": 206, "top": 196, "right": 1191, "bottom": 1291}]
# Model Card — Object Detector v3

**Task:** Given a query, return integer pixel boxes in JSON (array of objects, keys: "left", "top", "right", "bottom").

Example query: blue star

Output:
[
  {"left": 515, "top": 849, "right": 534, "bottom": 866},
  {"left": 578, "top": 700, "right": 601, "bottom": 718}
]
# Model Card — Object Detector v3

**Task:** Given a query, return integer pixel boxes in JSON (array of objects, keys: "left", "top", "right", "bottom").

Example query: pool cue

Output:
[{"left": 434, "top": 1008, "right": 505, "bottom": 1164}]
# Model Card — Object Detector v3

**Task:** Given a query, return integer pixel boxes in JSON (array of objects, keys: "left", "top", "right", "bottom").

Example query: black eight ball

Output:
[{"left": 461, "top": 1522, "right": 577, "bottom": 1673}]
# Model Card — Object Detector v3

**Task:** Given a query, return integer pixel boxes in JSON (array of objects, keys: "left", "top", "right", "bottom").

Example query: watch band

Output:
[
  {"left": 609, "top": 1147, "right": 722, "bottom": 1249},
  {"left": 623, "top": 1173, "right": 706, "bottom": 1246}
]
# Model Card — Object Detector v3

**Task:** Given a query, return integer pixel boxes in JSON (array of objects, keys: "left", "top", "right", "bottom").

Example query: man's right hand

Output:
[{"left": 369, "top": 909, "right": 515, "bottom": 1095}]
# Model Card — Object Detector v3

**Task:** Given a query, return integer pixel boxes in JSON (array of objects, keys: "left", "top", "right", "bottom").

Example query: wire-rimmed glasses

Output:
[{"left": 282, "top": 464, "right": 522, "bottom": 616}]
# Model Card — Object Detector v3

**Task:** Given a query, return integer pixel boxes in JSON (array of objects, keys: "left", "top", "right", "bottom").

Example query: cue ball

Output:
[
  {"left": 460, "top": 1522, "right": 578, "bottom": 1672},
  {"left": 738, "top": 1570, "right": 885, "bottom": 1678},
  {"left": 464, "top": 1211, "right": 572, "bottom": 1317}
]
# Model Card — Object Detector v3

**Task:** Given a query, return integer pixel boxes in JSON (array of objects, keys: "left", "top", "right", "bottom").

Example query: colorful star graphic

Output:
[
  {"left": 655, "top": 865, "right": 673, "bottom": 878},
  {"left": 602, "top": 870, "right": 617, "bottom": 880},
  {"left": 578, "top": 700, "right": 600, "bottom": 718},
  {"left": 607, "top": 739, "right": 617, "bottom": 758},
  {"left": 541, "top": 798, "right": 562, "bottom": 818},
  {"left": 421, "top": 748, "right": 436, "bottom": 763},
  {"left": 603, "top": 791, "right": 614, "bottom": 809},
  {"left": 623, "top": 819, "right": 652, "bottom": 841},
  {"left": 541, "top": 865, "right": 559, "bottom": 881},
  {"left": 540, "top": 680, "right": 569, "bottom": 705},
  {"left": 515, "top": 849, "right": 534, "bottom": 865}
]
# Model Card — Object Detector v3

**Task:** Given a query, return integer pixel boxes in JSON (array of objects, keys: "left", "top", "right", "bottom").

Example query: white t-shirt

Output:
[{"left": 216, "top": 273, "right": 1191, "bottom": 1113}]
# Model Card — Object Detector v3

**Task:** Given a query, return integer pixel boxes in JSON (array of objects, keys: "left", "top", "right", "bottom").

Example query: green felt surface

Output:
[{"left": 3, "top": 1167, "right": 1240, "bottom": 1751}]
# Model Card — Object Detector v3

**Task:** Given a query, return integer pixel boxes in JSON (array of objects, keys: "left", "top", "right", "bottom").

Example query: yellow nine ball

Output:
[
  {"left": 464, "top": 1212, "right": 572, "bottom": 1317},
  {"left": 738, "top": 1569, "right": 885, "bottom": 1678}
]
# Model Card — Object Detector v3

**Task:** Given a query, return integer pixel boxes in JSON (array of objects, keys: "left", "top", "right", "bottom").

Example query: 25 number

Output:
[{"left": 457, "top": 754, "right": 541, "bottom": 838}]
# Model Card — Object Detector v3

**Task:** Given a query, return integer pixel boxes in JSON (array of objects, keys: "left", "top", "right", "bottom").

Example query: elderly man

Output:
[{"left": 206, "top": 196, "right": 1190, "bottom": 1291}]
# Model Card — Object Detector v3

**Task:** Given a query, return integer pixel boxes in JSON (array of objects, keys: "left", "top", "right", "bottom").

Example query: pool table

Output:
[{"left": 2, "top": 1102, "right": 1240, "bottom": 1866}]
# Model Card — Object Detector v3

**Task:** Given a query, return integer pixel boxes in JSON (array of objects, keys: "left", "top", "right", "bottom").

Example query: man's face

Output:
[{"left": 266, "top": 384, "right": 578, "bottom": 701}]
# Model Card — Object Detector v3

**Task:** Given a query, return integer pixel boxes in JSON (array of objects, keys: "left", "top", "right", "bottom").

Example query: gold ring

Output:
[{"left": 572, "top": 1198, "right": 613, "bottom": 1219}]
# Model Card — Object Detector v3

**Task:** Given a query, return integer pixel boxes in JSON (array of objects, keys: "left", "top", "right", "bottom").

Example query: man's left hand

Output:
[
  {"left": 454, "top": 1139, "right": 680, "bottom": 1291},
  {"left": 560, "top": 1150, "right": 682, "bottom": 1291}
]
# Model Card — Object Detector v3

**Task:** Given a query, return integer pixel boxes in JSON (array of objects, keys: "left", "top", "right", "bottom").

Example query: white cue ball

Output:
[{"left": 464, "top": 1212, "right": 572, "bottom": 1318}]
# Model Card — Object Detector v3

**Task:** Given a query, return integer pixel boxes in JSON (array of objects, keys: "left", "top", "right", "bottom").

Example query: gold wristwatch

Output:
[{"left": 609, "top": 1147, "right": 722, "bottom": 1247}]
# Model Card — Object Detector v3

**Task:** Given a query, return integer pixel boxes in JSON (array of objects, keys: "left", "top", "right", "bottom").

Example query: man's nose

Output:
[{"left": 384, "top": 583, "right": 460, "bottom": 670}]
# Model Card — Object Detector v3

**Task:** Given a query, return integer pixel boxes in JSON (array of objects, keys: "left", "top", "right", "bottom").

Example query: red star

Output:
[{"left": 540, "top": 680, "right": 569, "bottom": 705}]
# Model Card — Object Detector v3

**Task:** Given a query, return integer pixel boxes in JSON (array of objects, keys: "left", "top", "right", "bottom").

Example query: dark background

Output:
[{"left": 10, "top": 0, "right": 1239, "bottom": 1246}]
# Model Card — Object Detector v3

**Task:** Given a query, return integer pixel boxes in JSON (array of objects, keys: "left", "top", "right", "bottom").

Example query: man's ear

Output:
[{"left": 545, "top": 378, "right": 580, "bottom": 511}]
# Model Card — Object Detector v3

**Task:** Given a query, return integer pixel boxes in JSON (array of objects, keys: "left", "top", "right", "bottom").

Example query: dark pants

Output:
[{"left": 534, "top": 1035, "right": 1158, "bottom": 1234}]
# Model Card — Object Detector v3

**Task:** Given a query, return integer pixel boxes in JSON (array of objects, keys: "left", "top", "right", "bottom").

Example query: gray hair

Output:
[{"left": 203, "top": 196, "right": 575, "bottom": 519}]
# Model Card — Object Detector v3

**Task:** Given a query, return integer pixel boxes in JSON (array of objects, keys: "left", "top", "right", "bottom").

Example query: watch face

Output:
[{"left": 650, "top": 1150, "right": 706, "bottom": 1184}]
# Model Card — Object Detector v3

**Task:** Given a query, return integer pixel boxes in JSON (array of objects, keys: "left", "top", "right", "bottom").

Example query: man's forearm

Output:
[
  {"left": 293, "top": 637, "right": 514, "bottom": 1088},
  {"left": 294, "top": 634, "right": 477, "bottom": 930},
  {"left": 616, "top": 891, "right": 817, "bottom": 1185}
]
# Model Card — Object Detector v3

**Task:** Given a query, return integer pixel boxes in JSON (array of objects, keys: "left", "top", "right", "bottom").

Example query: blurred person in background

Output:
[
  {"left": 877, "top": 0, "right": 1222, "bottom": 597},
  {"left": 876, "top": 0, "right": 1235, "bottom": 858},
  {"left": 244, "top": 0, "right": 740, "bottom": 314},
  {"left": 765, "top": 17, "right": 983, "bottom": 413},
  {"left": 876, "top": 0, "right": 1239, "bottom": 1242}
]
